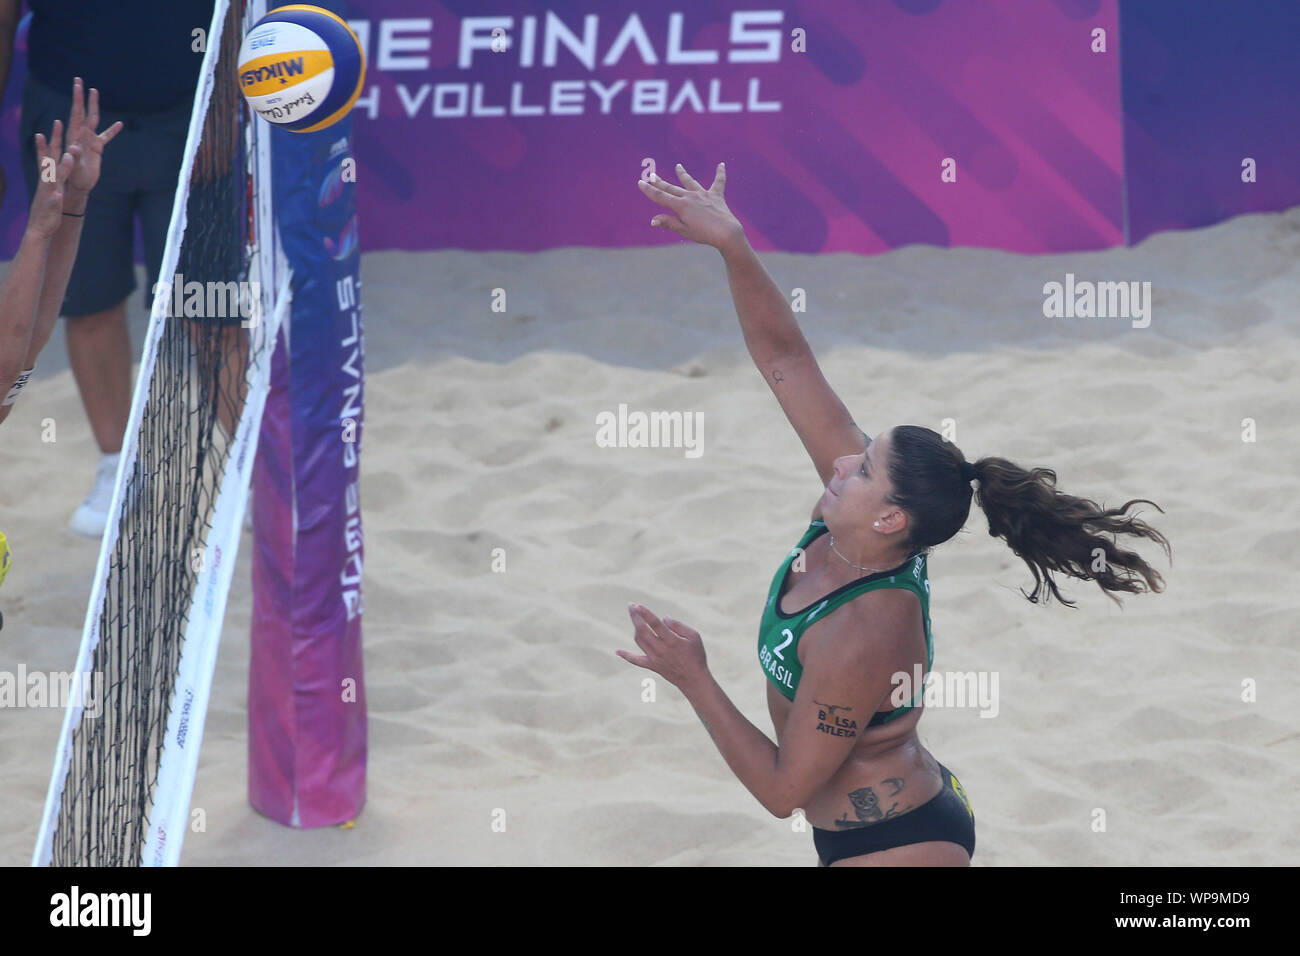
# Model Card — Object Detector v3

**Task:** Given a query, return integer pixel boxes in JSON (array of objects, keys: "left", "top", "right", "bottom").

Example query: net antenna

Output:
[{"left": 32, "top": 0, "right": 290, "bottom": 866}]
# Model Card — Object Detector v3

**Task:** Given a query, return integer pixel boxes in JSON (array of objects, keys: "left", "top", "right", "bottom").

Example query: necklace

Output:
[{"left": 828, "top": 535, "right": 891, "bottom": 575}]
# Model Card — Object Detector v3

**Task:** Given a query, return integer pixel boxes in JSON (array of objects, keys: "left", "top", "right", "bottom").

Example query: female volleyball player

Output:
[
  {"left": 618, "top": 163, "right": 1170, "bottom": 866},
  {"left": 1, "top": 78, "right": 121, "bottom": 426}
]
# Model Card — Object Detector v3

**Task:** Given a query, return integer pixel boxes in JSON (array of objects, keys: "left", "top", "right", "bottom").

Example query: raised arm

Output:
[
  {"left": 718, "top": 239, "right": 868, "bottom": 485},
  {"left": 639, "top": 163, "right": 867, "bottom": 486},
  {"left": 0, "top": 222, "right": 52, "bottom": 413},
  {"left": 0, "top": 136, "right": 74, "bottom": 424}
]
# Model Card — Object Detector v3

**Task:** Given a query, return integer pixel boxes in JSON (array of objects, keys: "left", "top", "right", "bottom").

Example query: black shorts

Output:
[
  {"left": 813, "top": 764, "right": 976, "bottom": 865},
  {"left": 20, "top": 75, "right": 189, "bottom": 318}
]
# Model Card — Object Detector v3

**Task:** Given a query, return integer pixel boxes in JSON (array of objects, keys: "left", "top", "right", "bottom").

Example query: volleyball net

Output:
[{"left": 32, "top": 0, "right": 291, "bottom": 866}]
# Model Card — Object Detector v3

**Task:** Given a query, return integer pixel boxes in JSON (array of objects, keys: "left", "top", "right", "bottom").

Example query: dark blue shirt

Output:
[{"left": 27, "top": 0, "right": 216, "bottom": 112}]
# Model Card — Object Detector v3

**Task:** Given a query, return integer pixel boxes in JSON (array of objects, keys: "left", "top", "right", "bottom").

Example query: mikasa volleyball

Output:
[{"left": 237, "top": 4, "right": 366, "bottom": 132}]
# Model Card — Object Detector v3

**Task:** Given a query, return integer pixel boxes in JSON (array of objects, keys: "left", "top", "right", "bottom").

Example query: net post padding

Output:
[{"left": 248, "top": 94, "right": 367, "bottom": 827}]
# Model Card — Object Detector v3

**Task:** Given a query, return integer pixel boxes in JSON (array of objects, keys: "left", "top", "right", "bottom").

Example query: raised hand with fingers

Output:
[
  {"left": 27, "top": 124, "right": 78, "bottom": 241},
  {"left": 617, "top": 602, "right": 711, "bottom": 695},
  {"left": 64, "top": 77, "right": 124, "bottom": 203},
  {"left": 637, "top": 161, "right": 745, "bottom": 252}
]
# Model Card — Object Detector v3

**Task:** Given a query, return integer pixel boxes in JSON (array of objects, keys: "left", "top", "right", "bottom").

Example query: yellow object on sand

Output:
[{"left": 0, "top": 531, "right": 10, "bottom": 588}]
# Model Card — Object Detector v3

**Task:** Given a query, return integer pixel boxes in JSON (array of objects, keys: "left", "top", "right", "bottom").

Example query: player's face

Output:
[{"left": 821, "top": 429, "right": 899, "bottom": 533}]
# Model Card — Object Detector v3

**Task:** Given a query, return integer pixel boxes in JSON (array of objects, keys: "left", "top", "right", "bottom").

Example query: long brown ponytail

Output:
[{"left": 886, "top": 425, "right": 1171, "bottom": 607}]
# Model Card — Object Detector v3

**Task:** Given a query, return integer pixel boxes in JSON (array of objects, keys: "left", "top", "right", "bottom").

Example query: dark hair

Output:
[{"left": 885, "top": 425, "right": 1170, "bottom": 607}]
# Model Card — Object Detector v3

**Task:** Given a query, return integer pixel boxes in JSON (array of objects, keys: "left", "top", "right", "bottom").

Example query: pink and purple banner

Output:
[
  {"left": 348, "top": 0, "right": 1127, "bottom": 254},
  {"left": 3, "top": 1, "right": 1298, "bottom": 259}
]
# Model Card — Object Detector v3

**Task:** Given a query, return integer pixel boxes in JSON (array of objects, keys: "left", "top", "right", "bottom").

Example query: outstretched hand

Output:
[
  {"left": 27, "top": 126, "right": 77, "bottom": 240},
  {"left": 617, "top": 603, "right": 711, "bottom": 695},
  {"left": 64, "top": 77, "right": 123, "bottom": 198},
  {"left": 637, "top": 162, "right": 746, "bottom": 252}
]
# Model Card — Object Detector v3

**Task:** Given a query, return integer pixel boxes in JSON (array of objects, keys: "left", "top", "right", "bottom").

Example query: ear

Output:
[{"left": 876, "top": 506, "right": 909, "bottom": 538}]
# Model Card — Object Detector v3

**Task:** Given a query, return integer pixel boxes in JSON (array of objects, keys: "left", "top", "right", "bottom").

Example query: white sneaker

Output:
[{"left": 69, "top": 453, "right": 121, "bottom": 539}]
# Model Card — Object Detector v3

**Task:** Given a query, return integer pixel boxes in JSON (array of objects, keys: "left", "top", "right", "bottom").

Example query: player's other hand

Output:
[
  {"left": 638, "top": 162, "right": 746, "bottom": 253},
  {"left": 617, "top": 603, "right": 711, "bottom": 696}
]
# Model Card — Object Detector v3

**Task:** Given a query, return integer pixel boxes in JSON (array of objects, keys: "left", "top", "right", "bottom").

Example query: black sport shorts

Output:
[{"left": 20, "top": 75, "right": 190, "bottom": 318}]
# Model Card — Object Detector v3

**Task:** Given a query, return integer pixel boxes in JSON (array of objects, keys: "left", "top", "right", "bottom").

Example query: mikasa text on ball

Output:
[{"left": 237, "top": 4, "right": 366, "bottom": 133}]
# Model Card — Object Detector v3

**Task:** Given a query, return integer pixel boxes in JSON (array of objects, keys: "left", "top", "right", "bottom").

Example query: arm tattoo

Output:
[
  {"left": 772, "top": 369, "right": 784, "bottom": 383},
  {"left": 814, "top": 701, "right": 857, "bottom": 738}
]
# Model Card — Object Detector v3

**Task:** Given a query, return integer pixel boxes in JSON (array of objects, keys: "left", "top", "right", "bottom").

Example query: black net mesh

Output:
[{"left": 49, "top": 0, "right": 257, "bottom": 867}]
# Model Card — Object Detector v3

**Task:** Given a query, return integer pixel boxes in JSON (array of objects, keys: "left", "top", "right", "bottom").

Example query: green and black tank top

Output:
[{"left": 757, "top": 520, "right": 933, "bottom": 726}]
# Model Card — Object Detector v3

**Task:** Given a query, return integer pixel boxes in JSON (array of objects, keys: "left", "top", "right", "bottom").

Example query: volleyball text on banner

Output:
[
  {"left": 249, "top": 100, "right": 366, "bottom": 827},
  {"left": 4, "top": 2, "right": 1300, "bottom": 259}
]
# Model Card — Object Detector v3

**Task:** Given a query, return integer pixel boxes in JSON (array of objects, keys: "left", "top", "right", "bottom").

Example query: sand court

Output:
[{"left": 3, "top": 205, "right": 1297, "bottom": 865}]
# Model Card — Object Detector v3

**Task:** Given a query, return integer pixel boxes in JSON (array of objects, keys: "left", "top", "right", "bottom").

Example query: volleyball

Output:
[{"left": 237, "top": 4, "right": 365, "bottom": 133}]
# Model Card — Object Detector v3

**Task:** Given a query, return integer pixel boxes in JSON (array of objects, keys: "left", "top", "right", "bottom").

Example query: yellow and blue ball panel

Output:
[{"left": 237, "top": 4, "right": 365, "bottom": 133}]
